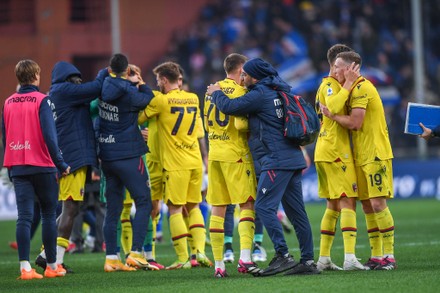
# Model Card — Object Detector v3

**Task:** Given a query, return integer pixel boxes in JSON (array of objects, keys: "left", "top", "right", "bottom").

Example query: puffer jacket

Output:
[
  {"left": 49, "top": 61, "right": 108, "bottom": 172},
  {"left": 98, "top": 76, "right": 154, "bottom": 161},
  {"left": 212, "top": 75, "right": 306, "bottom": 171}
]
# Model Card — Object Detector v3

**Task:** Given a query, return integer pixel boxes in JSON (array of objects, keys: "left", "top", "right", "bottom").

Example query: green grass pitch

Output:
[{"left": 0, "top": 198, "right": 439, "bottom": 292}]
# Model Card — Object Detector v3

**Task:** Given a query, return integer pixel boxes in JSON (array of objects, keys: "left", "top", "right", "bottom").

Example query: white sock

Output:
[
  {"left": 20, "top": 261, "right": 32, "bottom": 271},
  {"left": 240, "top": 249, "right": 251, "bottom": 262},
  {"left": 144, "top": 251, "right": 153, "bottom": 260},
  {"left": 47, "top": 262, "right": 57, "bottom": 270},
  {"left": 215, "top": 260, "right": 225, "bottom": 270},
  {"left": 56, "top": 245, "right": 66, "bottom": 264},
  {"left": 344, "top": 253, "right": 356, "bottom": 261},
  {"left": 318, "top": 256, "right": 331, "bottom": 263},
  {"left": 106, "top": 255, "right": 119, "bottom": 260},
  {"left": 40, "top": 250, "right": 46, "bottom": 259}
]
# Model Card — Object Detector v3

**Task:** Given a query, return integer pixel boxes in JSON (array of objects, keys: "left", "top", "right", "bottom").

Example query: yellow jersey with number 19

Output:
[
  {"left": 204, "top": 78, "right": 252, "bottom": 162},
  {"left": 349, "top": 77, "right": 394, "bottom": 166},
  {"left": 144, "top": 88, "right": 203, "bottom": 171}
]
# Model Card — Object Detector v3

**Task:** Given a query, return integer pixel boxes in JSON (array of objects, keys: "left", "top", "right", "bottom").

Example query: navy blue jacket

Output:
[
  {"left": 98, "top": 76, "right": 154, "bottom": 161},
  {"left": 49, "top": 61, "right": 108, "bottom": 172},
  {"left": 212, "top": 75, "right": 306, "bottom": 171},
  {"left": 2, "top": 85, "right": 69, "bottom": 176}
]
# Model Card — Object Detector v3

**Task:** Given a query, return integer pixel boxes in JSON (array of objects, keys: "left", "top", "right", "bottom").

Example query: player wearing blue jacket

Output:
[
  {"left": 207, "top": 58, "right": 319, "bottom": 276},
  {"left": 98, "top": 53, "right": 157, "bottom": 272},
  {"left": 36, "top": 61, "right": 108, "bottom": 272}
]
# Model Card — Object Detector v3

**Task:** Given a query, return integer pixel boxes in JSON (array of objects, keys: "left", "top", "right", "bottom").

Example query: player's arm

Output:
[
  {"left": 203, "top": 95, "right": 211, "bottom": 132},
  {"left": 326, "top": 64, "right": 360, "bottom": 114},
  {"left": 207, "top": 85, "right": 260, "bottom": 116},
  {"left": 234, "top": 116, "right": 249, "bottom": 132},
  {"left": 322, "top": 106, "right": 365, "bottom": 130},
  {"left": 139, "top": 94, "right": 162, "bottom": 124}
]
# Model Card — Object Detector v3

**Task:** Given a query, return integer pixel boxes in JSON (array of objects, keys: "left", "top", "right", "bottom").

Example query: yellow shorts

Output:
[
  {"left": 356, "top": 159, "right": 394, "bottom": 200},
  {"left": 206, "top": 160, "right": 257, "bottom": 206},
  {"left": 316, "top": 161, "right": 358, "bottom": 199},
  {"left": 163, "top": 168, "right": 202, "bottom": 205},
  {"left": 59, "top": 166, "right": 87, "bottom": 201},
  {"left": 147, "top": 160, "right": 164, "bottom": 201}
]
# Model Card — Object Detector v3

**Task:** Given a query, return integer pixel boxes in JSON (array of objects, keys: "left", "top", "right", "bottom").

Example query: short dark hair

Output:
[
  {"left": 336, "top": 51, "right": 362, "bottom": 67},
  {"left": 153, "top": 62, "right": 180, "bottom": 83},
  {"left": 224, "top": 53, "right": 248, "bottom": 74},
  {"left": 110, "top": 53, "right": 128, "bottom": 74},
  {"left": 15, "top": 59, "right": 40, "bottom": 86},
  {"left": 327, "top": 44, "right": 353, "bottom": 66}
]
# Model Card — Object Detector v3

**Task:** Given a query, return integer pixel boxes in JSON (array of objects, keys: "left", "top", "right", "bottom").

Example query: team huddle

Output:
[{"left": 3, "top": 44, "right": 396, "bottom": 281}]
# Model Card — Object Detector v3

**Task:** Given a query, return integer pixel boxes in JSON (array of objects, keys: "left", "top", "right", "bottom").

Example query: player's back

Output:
[
  {"left": 155, "top": 89, "right": 203, "bottom": 170},
  {"left": 314, "top": 76, "right": 353, "bottom": 163},
  {"left": 205, "top": 78, "right": 252, "bottom": 162},
  {"left": 349, "top": 78, "right": 393, "bottom": 165}
]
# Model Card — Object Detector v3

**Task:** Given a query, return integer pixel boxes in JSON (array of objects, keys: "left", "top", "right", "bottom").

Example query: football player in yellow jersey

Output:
[
  {"left": 204, "top": 53, "right": 260, "bottom": 278},
  {"left": 140, "top": 61, "right": 211, "bottom": 270},
  {"left": 314, "top": 44, "right": 368, "bottom": 271},
  {"left": 322, "top": 51, "right": 396, "bottom": 270}
]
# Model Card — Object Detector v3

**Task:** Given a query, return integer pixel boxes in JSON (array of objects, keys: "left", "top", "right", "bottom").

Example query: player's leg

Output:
[
  {"left": 256, "top": 170, "right": 297, "bottom": 276},
  {"left": 120, "top": 156, "right": 157, "bottom": 270},
  {"left": 14, "top": 175, "right": 44, "bottom": 280},
  {"left": 229, "top": 161, "right": 259, "bottom": 274},
  {"left": 206, "top": 161, "right": 229, "bottom": 276},
  {"left": 43, "top": 167, "right": 87, "bottom": 272},
  {"left": 281, "top": 170, "right": 319, "bottom": 275},
  {"left": 164, "top": 170, "right": 191, "bottom": 270},
  {"left": 35, "top": 173, "right": 67, "bottom": 277},
  {"left": 366, "top": 160, "right": 396, "bottom": 270},
  {"left": 252, "top": 213, "right": 267, "bottom": 262},
  {"left": 120, "top": 191, "right": 133, "bottom": 257},
  {"left": 223, "top": 204, "right": 235, "bottom": 262},
  {"left": 186, "top": 168, "right": 212, "bottom": 267},
  {"left": 317, "top": 199, "right": 341, "bottom": 270},
  {"left": 101, "top": 160, "right": 135, "bottom": 272},
  {"left": 315, "top": 162, "right": 341, "bottom": 270},
  {"left": 209, "top": 205, "right": 228, "bottom": 277}
]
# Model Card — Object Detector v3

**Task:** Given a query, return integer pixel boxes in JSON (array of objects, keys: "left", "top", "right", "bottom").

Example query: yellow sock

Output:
[
  {"left": 375, "top": 207, "right": 394, "bottom": 256},
  {"left": 238, "top": 209, "right": 255, "bottom": 251},
  {"left": 189, "top": 208, "right": 206, "bottom": 254},
  {"left": 120, "top": 203, "right": 133, "bottom": 255},
  {"left": 365, "top": 212, "right": 382, "bottom": 258},
  {"left": 340, "top": 208, "right": 357, "bottom": 254},
  {"left": 57, "top": 237, "right": 70, "bottom": 249},
  {"left": 152, "top": 214, "right": 160, "bottom": 259},
  {"left": 319, "top": 209, "right": 340, "bottom": 257},
  {"left": 183, "top": 213, "right": 194, "bottom": 255},
  {"left": 209, "top": 215, "right": 224, "bottom": 261},
  {"left": 169, "top": 213, "right": 189, "bottom": 262}
]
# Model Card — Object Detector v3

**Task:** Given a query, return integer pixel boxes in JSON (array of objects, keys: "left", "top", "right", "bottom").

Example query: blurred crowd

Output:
[{"left": 155, "top": 0, "right": 440, "bottom": 155}]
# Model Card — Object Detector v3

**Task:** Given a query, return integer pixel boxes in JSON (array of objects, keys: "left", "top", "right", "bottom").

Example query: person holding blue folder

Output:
[{"left": 419, "top": 123, "right": 440, "bottom": 140}]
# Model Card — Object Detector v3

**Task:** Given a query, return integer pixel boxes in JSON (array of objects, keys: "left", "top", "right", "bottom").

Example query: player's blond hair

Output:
[{"left": 15, "top": 59, "right": 40, "bottom": 86}]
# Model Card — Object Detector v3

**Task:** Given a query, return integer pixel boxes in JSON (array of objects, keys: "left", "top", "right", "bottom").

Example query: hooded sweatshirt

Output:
[{"left": 49, "top": 61, "right": 108, "bottom": 172}]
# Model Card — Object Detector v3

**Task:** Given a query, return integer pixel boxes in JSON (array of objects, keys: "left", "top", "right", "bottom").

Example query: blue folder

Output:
[{"left": 404, "top": 102, "right": 440, "bottom": 135}]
